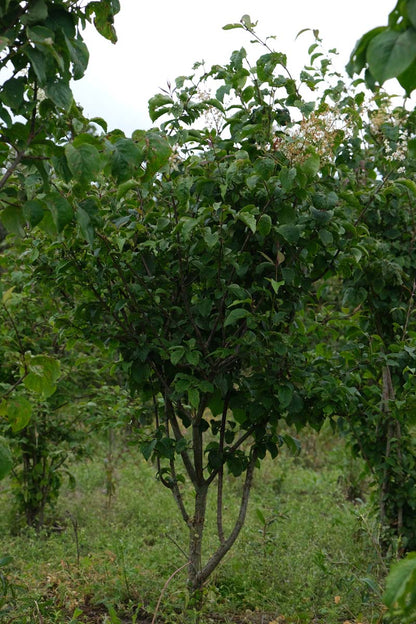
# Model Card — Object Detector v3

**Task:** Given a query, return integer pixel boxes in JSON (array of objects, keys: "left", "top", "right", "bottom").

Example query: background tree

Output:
[
  {"left": 0, "top": 235, "right": 135, "bottom": 528},
  {"left": 0, "top": 0, "right": 120, "bottom": 480},
  {"left": 302, "top": 86, "right": 416, "bottom": 553}
]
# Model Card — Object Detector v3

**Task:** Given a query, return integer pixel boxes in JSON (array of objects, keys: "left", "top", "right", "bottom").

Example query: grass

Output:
[{"left": 0, "top": 425, "right": 387, "bottom": 623}]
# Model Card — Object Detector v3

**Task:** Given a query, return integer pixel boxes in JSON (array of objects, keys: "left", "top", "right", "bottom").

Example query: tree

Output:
[
  {"left": 28, "top": 18, "right": 360, "bottom": 600},
  {"left": 301, "top": 87, "right": 416, "bottom": 552},
  {"left": 0, "top": 0, "right": 120, "bottom": 481},
  {"left": 0, "top": 235, "right": 133, "bottom": 528}
]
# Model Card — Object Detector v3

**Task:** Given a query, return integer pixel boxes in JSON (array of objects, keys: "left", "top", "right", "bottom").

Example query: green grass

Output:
[{"left": 0, "top": 427, "right": 386, "bottom": 623}]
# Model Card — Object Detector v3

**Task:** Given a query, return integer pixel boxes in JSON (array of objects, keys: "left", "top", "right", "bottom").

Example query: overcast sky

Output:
[{"left": 72, "top": 0, "right": 396, "bottom": 134}]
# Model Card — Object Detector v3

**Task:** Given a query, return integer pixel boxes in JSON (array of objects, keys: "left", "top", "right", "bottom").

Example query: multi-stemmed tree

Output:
[
  {"left": 28, "top": 20, "right": 366, "bottom": 597},
  {"left": 1, "top": 8, "right": 416, "bottom": 614}
]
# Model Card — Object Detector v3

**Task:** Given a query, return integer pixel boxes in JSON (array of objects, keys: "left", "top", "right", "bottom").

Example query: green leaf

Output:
[
  {"left": 224, "top": 308, "right": 251, "bottom": 327},
  {"left": 384, "top": 552, "right": 416, "bottom": 612},
  {"left": 148, "top": 94, "right": 174, "bottom": 122},
  {"left": 65, "top": 143, "right": 101, "bottom": 185},
  {"left": 257, "top": 214, "right": 272, "bottom": 236},
  {"left": 1, "top": 286, "right": 15, "bottom": 305},
  {"left": 141, "top": 438, "right": 157, "bottom": 461},
  {"left": 27, "top": 25, "right": 55, "bottom": 45},
  {"left": 188, "top": 388, "right": 200, "bottom": 409},
  {"left": 116, "top": 179, "right": 138, "bottom": 200},
  {"left": 0, "top": 35, "right": 9, "bottom": 53},
  {"left": 207, "top": 445, "right": 223, "bottom": 470},
  {"left": 21, "top": 0, "right": 48, "bottom": 25},
  {"left": 409, "top": 0, "right": 416, "bottom": 28},
  {"left": 277, "top": 224, "right": 300, "bottom": 243},
  {"left": 23, "top": 199, "right": 46, "bottom": 226},
  {"left": 45, "top": 81, "right": 73, "bottom": 112},
  {"left": 223, "top": 22, "right": 244, "bottom": 30},
  {"left": 278, "top": 385, "right": 293, "bottom": 409},
  {"left": 301, "top": 154, "right": 320, "bottom": 177},
  {"left": 367, "top": 29, "right": 416, "bottom": 84},
  {"left": 238, "top": 211, "right": 256, "bottom": 233},
  {"left": 347, "top": 27, "right": 385, "bottom": 76},
  {"left": 282, "top": 434, "right": 301, "bottom": 455},
  {"left": 296, "top": 28, "right": 311, "bottom": 40},
  {"left": 88, "top": 1, "right": 118, "bottom": 43},
  {"left": 46, "top": 193, "right": 73, "bottom": 232},
  {"left": 1, "top": 77, "right": 25, "bottom": 110},
  {"left": 111, "top": 139, "right": 141, "bottom": 182},
  {"left": 318, "top": 229, "right": 333, "bottom": 246},
  {"left": 199, "top": 380, "right": 214, "bottom": 393},
  {"left": 4, "top": 396, "right": 33, "bottom": 432},
  {"left": 227, "top": 452, "right": 247, "bottom": 477},
  {"left": 145, "top": 132, "right": 171, "bottom": 176},
  {"left": 106, "top": 604, "right": 122, "bottom": 624},
  {"left": 170, "top": 346, "right": 186, "bottom": 365},
  {"left": 398, "top": 56, "right": 416, "bottom": 94},
  {"left": 65, "top": 36, "right": 89, "bottom": 80},
  {"left": 241, "top": 14, "right": 256, "bottom": 29},
  {"left": 176, "top": 437, "right": 188, "bottom": 454},
  {"left": 76, "top": 206, "right": 94, "bottom": 245},
  {"left": 0, "top": 104, "right": 12, "bottom": 126},
  {"left": 394, "top": 178, "right": 416, "bottom": 195},
  {"left": 91, "top": 117, "right": 108, "bottom": 132},
  {"left": 23, "top": 355, "right": 60, "bottom": 398},
  {"left": 1, "top": 206, "right": 25, "bottom": 236},
  {"left": 203, "top": 229, "right": 219, "bottom": 248},
  {"left": 0, "top": 437, "right": 12, "bottom": 480},
  {"left": 186, "top": 350, "right": 200, "bottom": 366},
  {"left": 267, "top": 279, "right": 285, "bottom": 294},
  {"left": 24, "top": 47, "right": 48, "bottom": 84},
  {"left": 279, "top": 166, "right": 297, "bottom": 191},
  {"left": 256, "top": 52, "right": 286, "bottom": 83}
]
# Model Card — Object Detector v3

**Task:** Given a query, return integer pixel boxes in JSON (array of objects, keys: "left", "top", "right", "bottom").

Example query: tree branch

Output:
[
  {"left": 197, "top": 450, "right": 257, "bottom": 587},
  {"left": 216, "top": 392, "right": 230, "bottom": 545},
  {"left": 167, "top": 399, "right": 197, "bottom": 486}
]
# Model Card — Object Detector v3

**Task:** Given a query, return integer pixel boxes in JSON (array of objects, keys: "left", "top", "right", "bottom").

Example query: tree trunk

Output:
[
  {"left": 188, "top": 484, "right": 208, "bottom": 604},
  {"left": 379, "top": 365, "right": 404, "bottom": 552}
]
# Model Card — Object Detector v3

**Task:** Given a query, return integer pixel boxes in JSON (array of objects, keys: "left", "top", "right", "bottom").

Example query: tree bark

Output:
[{"left": 188, "top": 484, "right": 208, "bottom": 597}]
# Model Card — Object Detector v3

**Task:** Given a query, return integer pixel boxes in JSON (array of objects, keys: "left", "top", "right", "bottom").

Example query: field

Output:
[{"left": 0, "top": 425, "right": 387, "bottom": 624}]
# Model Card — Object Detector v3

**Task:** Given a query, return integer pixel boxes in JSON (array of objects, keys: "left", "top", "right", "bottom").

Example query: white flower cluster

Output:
[
  {"left": 383, "top": 132, "right": 408, "bottom": 174},
  {"left": 280, "top": 107, "right": 351, "bottom": 165},
  {"left": 197, "top": 88, "right": 226, "bottom": 133}
]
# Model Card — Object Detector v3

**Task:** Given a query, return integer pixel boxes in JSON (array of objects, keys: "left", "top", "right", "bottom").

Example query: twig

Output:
[
  {"left": 33, "top": 600, "right": 44, "bottom": 623},
  {"left": 151, "top": 561, "right": 190, "bottom": 624},
  {"left": 0, "top": 149, "right": 25, "bottom": 191},
  {"left": 164, "top": 533, "right": 189, "bottom": 562},
  {"left": 401, "top": 279, "right": 416, "bottom": 341},
  {"left": 217, "top": 392, "right": 230, "bottom": 544}
]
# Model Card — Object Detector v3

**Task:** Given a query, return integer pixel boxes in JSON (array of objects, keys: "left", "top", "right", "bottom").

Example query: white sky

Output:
[{"left": 72, "top": 0, "right": 397, "bottom": 134}]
